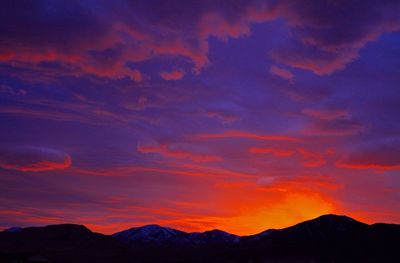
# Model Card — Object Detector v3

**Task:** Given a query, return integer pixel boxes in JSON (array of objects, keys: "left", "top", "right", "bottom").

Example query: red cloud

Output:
[
  {"left": 304, "top": 118, "right": 364, "bottom": 136},
  {"left": 269, "top": 65, "right": 294, "bottom": 80},
  {"left": 248, "top": 147, "right": 295, "bottom": 157},
  {"left": 297, "top": 148, "right": 326, "bottom": 168},
  {"left": 0, "top": 157, "right": 71, "bottom": 172},
  {"left": 248, "top": 146, "right": 325, "bottom": 167},
  {"left": 301, "top": 108, "right": 363, "bottom": 136},
  {"left": 336, "top": 162, "right": 400, "bottom": 171},
  {"left": 302, "top": 108, "right": 349, "bottom": 120},
  {"left": 137, "top": 143, "right": 222, "bottom": 163},
  {"left": 272, "top": 47, "right": 360, "bottom": 75},
  {"left": 197, "top": 130, "right": 298, "bottom": 141},
  {"left": 159, "top": 70, "right": 185, "bottom": 80},
  {"left": 75, "top": 162, "right": 251, "bottom": 179},
  {"left": 336, "top": 140, "right": 400, "bottom": 171},
  {"left": 0, "top": 147, "right": 72, "bottom": 172},
  {"left": 300, "top": 108, "right": 363, "bottom": 137}
]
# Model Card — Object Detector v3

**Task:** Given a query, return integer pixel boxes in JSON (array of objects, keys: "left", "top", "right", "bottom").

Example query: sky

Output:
[{"left": 0, "top": 0, "right": 399, "bottom": 235}]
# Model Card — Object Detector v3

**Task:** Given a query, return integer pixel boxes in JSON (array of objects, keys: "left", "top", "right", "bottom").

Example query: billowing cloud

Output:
[
  {"left": 271, "top": 0, "right": 400, "bottom": 75},
  {"left": 1, "top": 0, "right": 398, "bottom": 80},
  {"left": 0, "top": 147, "right": 72, "bottom": 172},
  {"left": 0, "top": 1, "right": 275, "bottom": 79}
]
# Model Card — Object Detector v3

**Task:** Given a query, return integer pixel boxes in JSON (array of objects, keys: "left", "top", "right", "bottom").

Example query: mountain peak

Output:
[
  {"left": 313, "top": 214, "right": 361, "bottom": 222},
  {"left": 2, "top": 227, "right": 22, "bottom": 233},
  {"left": 172, "top": 229, "right": 241, "bottom": 245},
  {"left": 138, "top": 224, "right": 170, "bottom": 230},
  {"left": 298, "top": 214, "right": 366, "bottom": 229},
  {"left": 39, "top": 224, "right": 92, "bottom": 233},
  {"left": 113, "top": 224, "right": 185, "bottom": 244}
]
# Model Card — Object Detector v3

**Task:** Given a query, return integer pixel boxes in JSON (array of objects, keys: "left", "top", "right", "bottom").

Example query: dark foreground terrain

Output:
[{"left": 0, "top": 214, "right": 399, "bottom": 262}]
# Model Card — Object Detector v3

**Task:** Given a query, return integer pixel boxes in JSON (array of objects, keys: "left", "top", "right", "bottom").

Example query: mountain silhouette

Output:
[
  {"left": 113, "top": 224, "right": 186, "bottom": 245},
  {"left": 113, "top": 224, "right": 240, "bottom": 246},
  {"left": 0, "top": 214, "right": 399, "bottom": 262},
  {"left": 0, "top": 224, "right": 131, "bottom": 262}
]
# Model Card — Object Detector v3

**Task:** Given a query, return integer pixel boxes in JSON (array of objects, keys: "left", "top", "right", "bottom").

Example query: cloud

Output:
[
  {"left": 124, "top": 96, "right": 149, "bottom": 111},
  {"left": 337, "top": 139, "right": 400, "bottom": 170},
  {"left": 0, "top": 1, "right": 276, "bottom": 79},
  {"left": 271, "top": 44, "right": 360, "bottom": 75},
  {"left": 269, "top": 65, "right": 294, "bottom": 79},
  {"left": 271, "top": 0, "right": 400, "bottom": 75},
  {"left": 0, "top": 84, "right": 27, "bottom": 96},
  {"left": 302, "top": 108, "right": 364, "bottom": 136},
  {"left": 1, "top": 0, "right": 398, "bottom": 80},
  {"left": 297, "top": 148, "right": 326, "bottom": 168},
  {"left": 248, "top": 147, "right": 325, "bottom": 167},
  {"left": 256, "top": 174, "right": 340, "bottom": 192},
  {"left": 248, "top": 147, "right": 295, "bottom": 157},
  {"left": 206, "top": 110, "right": 239, "bottom": 124},
  {"left": 302, "top": 108, "right": 349, "bottom": 120},
  {"left": 137, "top": 143, "right": 222, "bottom": 162},
  {"left": 196, "top": 130, "right": 298, "bottom": 141},
  {"left": 0, "top": 147, "right": 72, "bottom": 172},
  {"left": 304, "top": 118, "right": 364, "bottom": 136},
  {"left": 160, "top": 70, "right": 185, "bottom": 80}
]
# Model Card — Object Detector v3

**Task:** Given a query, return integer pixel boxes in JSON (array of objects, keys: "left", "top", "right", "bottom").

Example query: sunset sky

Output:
[{"left": 0, "top": 0, "right": 399, "bottom": 235}]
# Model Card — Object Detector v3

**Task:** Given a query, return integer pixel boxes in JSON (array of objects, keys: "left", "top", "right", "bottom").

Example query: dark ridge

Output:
[
  {"left": 2, "top": 227, "right": 22, "bottom": 233},
  {"left": 1, "top": 214, "right": 399, "bottom": 263},
  {"left": 0, "top": 223, "right": 131, "bottom": 263}
]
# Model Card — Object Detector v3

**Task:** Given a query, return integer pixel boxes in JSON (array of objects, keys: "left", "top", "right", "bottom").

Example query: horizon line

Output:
[{"left": 2, "top": 213, "right": 399, "bottom": 236}]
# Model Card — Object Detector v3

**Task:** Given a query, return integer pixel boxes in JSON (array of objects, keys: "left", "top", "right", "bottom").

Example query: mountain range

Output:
[{"left": 0, "top": 214, "right": 399, "bottom": 262}]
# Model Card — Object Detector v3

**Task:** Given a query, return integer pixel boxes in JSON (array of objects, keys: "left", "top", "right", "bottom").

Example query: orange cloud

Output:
[{"left": 257, "top": 175, "right": 341, "bottom": 192}]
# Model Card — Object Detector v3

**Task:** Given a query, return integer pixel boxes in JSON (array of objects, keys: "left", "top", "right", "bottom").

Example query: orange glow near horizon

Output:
[{"left": 81, "top": 191, "right": 337, "bottom": 235}]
